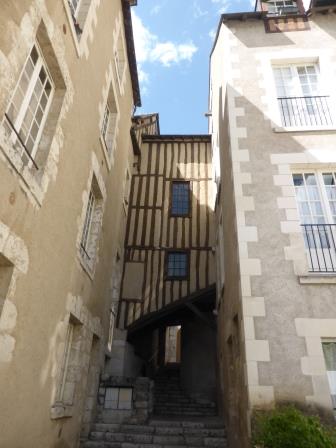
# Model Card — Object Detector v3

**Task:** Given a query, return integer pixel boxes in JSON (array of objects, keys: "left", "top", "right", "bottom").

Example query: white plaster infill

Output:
[{"left": 295, "top": 318, "right": 336, "bottom": 412}]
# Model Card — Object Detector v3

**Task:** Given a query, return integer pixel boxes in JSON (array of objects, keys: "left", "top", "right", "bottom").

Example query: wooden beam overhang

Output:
[
  {"left": 185, "top": 302, "right": 216, "bottom": 331},
  {"left": 142, "top": 134, "right": 211, "bottom": 143},
  {"left": 126, "top": 284, "right": 216, "bottom": 338}
]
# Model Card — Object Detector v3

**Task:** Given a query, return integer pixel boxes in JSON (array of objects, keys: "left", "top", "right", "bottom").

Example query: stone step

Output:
[
  {"left": 89, "top": 432, "right": 211, "bottom": 446},
  {"left": 149, "top": 420, "right": 224, "bottom": 429},
  {"left": 82, "top": 443, "right": 212, "bottom": 448},
  {"left": 153, "top": 412, "right": 217, "bottom": 417},
  {"left": 91, "top": 424, "right": 225, "bottom": 438}
]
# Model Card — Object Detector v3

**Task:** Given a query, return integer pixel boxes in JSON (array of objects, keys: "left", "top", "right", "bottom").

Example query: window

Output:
[
  {"left": 123, "top": 168, "right": 131, "bottom": 213},
  {"left": 171, "top": 181, "right": 191, "bottom": 217},
  {"left": 322, "top": 340, "right": 336, "bottom": 409},
  {"left": 80, "top": 175, "right": 104, "bottom": 270},
  {"left": 104, "top": 387, "right": 133, "bottom": 410},
  {"left": 107, "top": 307, "right": 115, "bottom": 352},
  {"left": 114, "top": 31, "right": 126, "bottom": 90},
  {"left": 166, "top": 252, "right": 188, "bottom": 280},
  {"left": 292, "top": 172, "right": 336, "bottom": 272},
  {"left": 101, "top": 84, "right": 118, "bottom": 158},
  {"left": 57, "top": 318, "right": 82, "bottom": 406},
  {"left": 69, "top": 0, "right": 82, "bottom": 17},
  {"left": 66, "top": 0, "right": 92, "bottom": 38},
  {"left": 3, "top": 44, "right": 54, "bottom": 166},
  {"left": 0, "top": 254, "right": 14, "bottom": 319},
  {"left": 273, "top": 64, "right": 333, "bottom": 127},
  {"left": 267, "top": 0, "right": 298, "bottom": 15}
]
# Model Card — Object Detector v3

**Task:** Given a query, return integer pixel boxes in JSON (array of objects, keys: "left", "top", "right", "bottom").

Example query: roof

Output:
[
  {"left": 142, "top": 134, "right": 211, "bottom": 142},
  {"left": 122, "top": 0, "right": 141, "bottom": 107}
]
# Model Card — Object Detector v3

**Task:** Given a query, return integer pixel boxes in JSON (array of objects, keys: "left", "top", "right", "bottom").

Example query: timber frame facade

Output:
[{"left": 117, "top": 120, "right": 215, "bottom": 329}]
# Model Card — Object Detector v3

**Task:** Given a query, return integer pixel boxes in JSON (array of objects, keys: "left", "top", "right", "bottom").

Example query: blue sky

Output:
[{"left": 132, "top": 0, "right": 255, "bottom": 134}]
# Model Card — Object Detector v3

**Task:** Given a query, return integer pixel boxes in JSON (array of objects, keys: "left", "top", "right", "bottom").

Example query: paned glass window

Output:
[
  {"left": 267, "top": 0, "right": 298, "bottom": 15},
  {"left": 80, "top": 189, "right": 96, "bottom": 260},
  {"left": 171, "top": 182, "right": 190, "bottom": 216},
  {"left": 104, "top": 387, "right": 133, "bottom": 410},
  {"left": 101, "top": 84, "right": 118, "bottom": 157},
  {"left": 69, "top": 0, "right": 82, "bottom": 17},
  {"left": 4, "top": 44, "right": 54, "bottom": 163},
  {"left": 167, "top": 252, "right": 188, "bottom": 279},
  {"left": 322, "top": 341, "right": 336, "bottom": 409}
]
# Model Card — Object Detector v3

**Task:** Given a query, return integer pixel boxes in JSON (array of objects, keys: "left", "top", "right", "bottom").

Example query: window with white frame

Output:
[
  {"left": 56, "top": 318, "right": 82, "bottom": 406},
  {"left": 217, "top": 215, "right": 225, "bottom": 293},
  {"left": 69, "top": 0, "right": 82, "bottom": 17},
  {"left": 114, "top": 30, "right": 127, "bottom": 90},
  {"left": 123, "top": 168, "right": 131, "bottom": 212},
  {"left": 80, "top": 175, "right": 103, "bottom": 268},
  {"left": 101, "top": 84, "right": 118, "bottom": 158},
  {"left": 66, "top": 0, "right": 92, "bottom": 37},
  {"left": 267, "top": 0, "right": 298, "bottom": 15},
  {"left": 292, "top": 172, "right": 336, "bottom": 272},
  {"left": 322, "top": 340, "right": 336, "bottom": 409},
  {"left": 107, "top": 307, "right": 115, "bottom": 352},
  {"left": 104, "top": 387, "right": 133, "bottom": 410},
  {"left": 3, "top": 44, "right": 54, "bottom": 167},
  {"left": 273, "top": 64, "right": 333, "bottom": 127}
]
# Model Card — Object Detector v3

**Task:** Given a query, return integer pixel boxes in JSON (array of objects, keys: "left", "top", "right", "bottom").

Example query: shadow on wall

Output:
[{"left": 217, "top": 74, "right": 336, "bottom": 447}]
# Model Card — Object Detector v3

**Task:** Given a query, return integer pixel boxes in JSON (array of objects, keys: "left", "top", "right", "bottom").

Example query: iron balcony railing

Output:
[
  {"left": 278, "top": 96, "right": 333, "bottom": 128},
  {"left": 302, "top": 224, "right": 336, "bottom": 273}
]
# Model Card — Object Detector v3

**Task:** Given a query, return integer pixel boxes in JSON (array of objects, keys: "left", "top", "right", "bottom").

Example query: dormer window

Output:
[{"left": 267, "top": 0, "right": 299, "bottom": 15}]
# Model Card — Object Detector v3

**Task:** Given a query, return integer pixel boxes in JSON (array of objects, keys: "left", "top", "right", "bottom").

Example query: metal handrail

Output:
[{"left": 4, "top": 113, "right": 39, "bottom": 170}]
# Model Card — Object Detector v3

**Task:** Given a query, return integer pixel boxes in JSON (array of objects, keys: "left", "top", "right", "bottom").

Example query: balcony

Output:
[
  {"left": 302, "top": 224, "right": 336, "bottom": 273},
  {"left": 267, "top": 5, "right": 299, "bottom": 15},
  {"left": 278, "top": 96, "right": 333, "bottom": 128}
]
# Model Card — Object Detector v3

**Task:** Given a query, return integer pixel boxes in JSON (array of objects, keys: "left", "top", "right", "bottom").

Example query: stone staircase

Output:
[
  {"left": 82, "top": 418, "right": 227, "bottom": 448},
  {"left": 81, "top": 366, "right": 226, "bottom": 448},
  {"left": 153, "top": 366, "right": 217, "bottom": 418}
]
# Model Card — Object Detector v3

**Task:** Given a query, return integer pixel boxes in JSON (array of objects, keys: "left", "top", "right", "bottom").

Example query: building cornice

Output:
[{"left": 122, "top": 0, "right": 141, "bottom": 107}]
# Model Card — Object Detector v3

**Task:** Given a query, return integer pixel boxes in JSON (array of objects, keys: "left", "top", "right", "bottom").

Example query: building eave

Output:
[
  {"left": 122, "top": 0, "right": 141, "bottom": 107},
  {"left": 142, "top": 134, "right": 211, "bottom": 143}
]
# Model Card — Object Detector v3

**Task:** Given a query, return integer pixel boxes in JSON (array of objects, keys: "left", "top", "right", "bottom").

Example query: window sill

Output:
[
  {"left": 0, "top": 131, "right": 43, "bottom": 206},
  {"left": 273, "top": 126, "right": 336, "bottom": 134},
  {"left": 50, "top": 403, "right": 74, "bottom": 420},
  {"left": 299, "top": 274, "right": 336, "bottom": 285}
]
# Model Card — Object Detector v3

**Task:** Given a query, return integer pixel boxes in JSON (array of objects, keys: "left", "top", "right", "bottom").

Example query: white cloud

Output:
[
  {"left": 150, "top": 4, "right": 162, "bottom": 15},
  {"left": 192, "top": 1, "right": 208, "bottom": 18},
  {"left": 132, "top": 11, "right": 198, "bottom": 68},
  {"left": 209, "top": 28, "right": 216, "bottom": 41},
  {"left": 211, "top": 0, "right": 231, "bottom": 13}
]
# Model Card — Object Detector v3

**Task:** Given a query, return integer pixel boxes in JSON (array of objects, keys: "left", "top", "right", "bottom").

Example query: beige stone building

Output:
[
  {"left": 210, "top": 0, "right": 336, "bottom": 446},
  {"left": 2, "top": 0, "right": 336, "bottom": 447},
  {"left": 0, "top": 0, "right": 141, "bottom": 446}
]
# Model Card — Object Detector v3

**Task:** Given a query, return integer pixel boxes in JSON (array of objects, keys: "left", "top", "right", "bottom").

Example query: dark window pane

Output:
[
  {"left": 171, "top": 182, "right": 190, "bottom": 216},
  {"left": 167, "top": 252, "right": 188, "bottom": 278}
]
